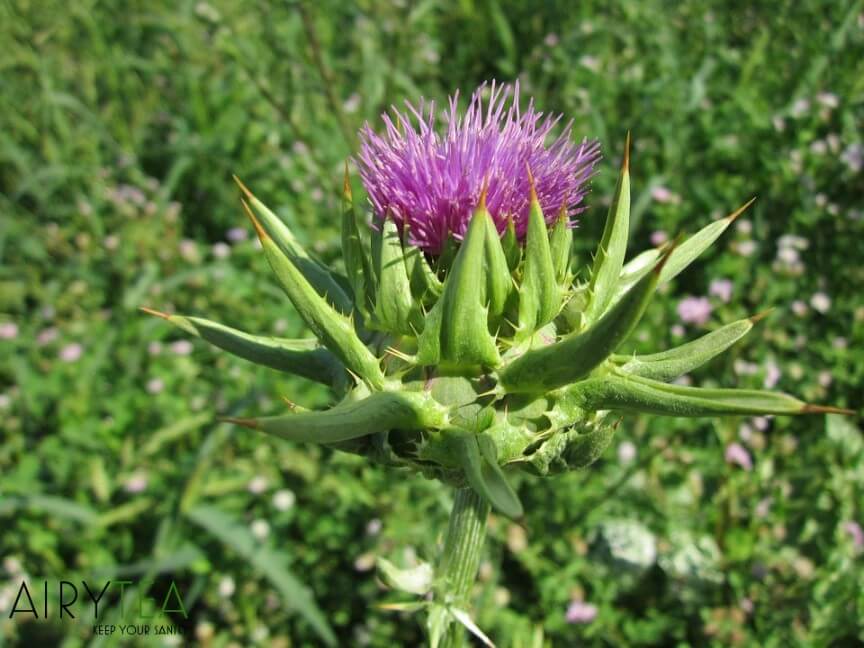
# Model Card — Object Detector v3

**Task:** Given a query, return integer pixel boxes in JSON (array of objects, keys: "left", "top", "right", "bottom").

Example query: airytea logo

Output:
[{"left": 6, "top": 579, "right": 188, "bottom": 637}]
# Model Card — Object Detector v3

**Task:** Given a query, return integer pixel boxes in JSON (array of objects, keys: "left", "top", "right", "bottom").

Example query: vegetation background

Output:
[{"left": 1, "top": 0, "right": 863, "bottom": 645}]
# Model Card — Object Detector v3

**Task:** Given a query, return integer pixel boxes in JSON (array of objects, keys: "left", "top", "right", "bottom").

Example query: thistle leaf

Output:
[
  {"left": 549, "top": 209, "right": 573, "bottom": 285},
  {"left": 444, "top": 429, "right": 523, "bottom": 518},
  {"left": 224, "top": 391, "right": 447, "bottom": 443},
  {"left": 517, "top": 172, "right": 559, "bottom": 337},
  {"left": 619, "top": 248, "right": 659, "bottom": 286},
  {"left": 141, "top": 308, "right": 345, "bottom": 387},
  {"left": 568, "top": 372, "right": 849, "bottom": 416},
  {"left": 612, "top": 313, "right": 767, "bottom": 382},
  {"left": 372, "top": 218, "right": 422, "bottom": 335},
  {"left": 584, "top": 134, "right": 630, "bottom": 323},
  {"left": 405, "top": 243, "right": 443, "bottom": 304},
  {"left": 341, "top": 168, "right": 375, "bottom": 316},
  {"left": 615, "top": 198, "right": 756, "bottom": 300},
  {"left": 499, "top": 247, "right": 671, "bottom": 394},
  {"left": 501, "top": 216, "right": 521, "bottom": 272},
  {"left": 243, "top": 200, "right": 385, "bottom": 389},
  {"left": 235, "top": 177, "right": 353, "bottom": 314},
  {"left": 417, "top": 209, "right": 501, "bottom": 369},
  {"left": 659, "top": 198, "right": 755, "bottom": 284},
  {"left": 482, "top": 208, "right": 513, "bottom": 318}
]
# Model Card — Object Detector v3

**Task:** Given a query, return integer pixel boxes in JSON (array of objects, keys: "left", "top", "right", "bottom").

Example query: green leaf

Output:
[
  {"left": 405, "top": 242, "right": 443, "bottom": 304},
  {"left": 549, "top": 209, "right": 573, "bottom": 285},
  {"left": 418, "top": 209, "right": 501, "bottom": 369},
  {"left": 615, "top": 198, "right": 756, "bottom": 300},
  {"left": 517, "top": 181, "right": 558, "bottom": 338},
  {"left": 142, "top": 309, "right": 345, "bottom": 387},
  {"left": 236, "top": 177, "right": 353, "bottom": 314},
  {"left": 225, "top": 391, "right": 447, "bottom": 444},
  {"left": 619, "top": 248, "right": 659, "bottom": 286},
  {"left": 341, "top": 171, "right": 375, "bottom": 316},
  {"left": 499, "top": 247, "right": 669, "bottom": 394},
  {"left": 585, "top": 135, "right": 630, "bottom": 323},
  {"left": 443, "top": 430, "right": 523, "bottom": 518},
  {"left": 612, "top": 313, "right": 765, "bottom": 381},
  {"left": 244, "top": 200, "right": 385, "bottom": 389},
  {"left": 659, "top": 198, "right": 755, "bottom": 284},
  {"left": 186, "top": 505, "right": 336, "bottom": 646},
  {"left": 482, "top": 211, "right": 513, "bottom": 318},
  {"left": 569, "top": 372, "right": 845, "bottom": 416},
  {"left": 501, "top": 216, "right": 521, "bottom": 272},
  {"left": 372, "top": 218, "right": 422, "bottom": 335}
]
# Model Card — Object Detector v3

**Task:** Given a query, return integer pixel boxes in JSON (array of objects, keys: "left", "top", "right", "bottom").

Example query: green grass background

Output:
[{"left": 1, "top": 0, "right": 863, "bottom": 646}]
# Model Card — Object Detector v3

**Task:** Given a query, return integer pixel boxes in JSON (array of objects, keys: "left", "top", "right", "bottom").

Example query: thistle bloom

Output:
[{"left": 357, "top": 81, "right": 600, "bottom": 253}]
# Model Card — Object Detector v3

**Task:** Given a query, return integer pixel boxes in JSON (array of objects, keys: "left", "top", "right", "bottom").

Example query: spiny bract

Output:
[{"left": 144, "top": 94, "right": 845, "bottom": 520}]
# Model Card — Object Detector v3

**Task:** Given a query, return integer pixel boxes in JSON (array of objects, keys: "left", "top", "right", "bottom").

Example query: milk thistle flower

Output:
[
  {"left": 357, "top": 81, "right": 600, "bottom": 253},
  {"left": 144, "top": 82, "right": 852, "bottom": 647}
]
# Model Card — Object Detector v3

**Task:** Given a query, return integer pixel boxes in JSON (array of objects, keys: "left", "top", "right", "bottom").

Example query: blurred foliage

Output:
[{"left": 1, "top": 0, "right": 863, "bottom": 646}]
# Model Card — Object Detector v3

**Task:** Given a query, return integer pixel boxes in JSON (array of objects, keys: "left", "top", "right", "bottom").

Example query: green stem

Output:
[{"left": 436, "top": 487, "right": 491, "bottom": 648}]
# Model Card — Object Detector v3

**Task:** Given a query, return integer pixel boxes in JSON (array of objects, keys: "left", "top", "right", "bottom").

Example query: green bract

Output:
[{"left": 145, "top": 141, "right": 846, "bottom": 518}]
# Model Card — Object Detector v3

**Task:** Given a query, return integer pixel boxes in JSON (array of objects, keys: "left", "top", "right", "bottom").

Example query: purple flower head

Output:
[{"left": 357, "top": 81, "right": 601, "bottom": 254}]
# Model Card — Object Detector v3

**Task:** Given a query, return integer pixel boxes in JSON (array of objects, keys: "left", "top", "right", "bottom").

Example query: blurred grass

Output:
[{"left": 1, "top": 0, "right": 863, "bottom": 646}]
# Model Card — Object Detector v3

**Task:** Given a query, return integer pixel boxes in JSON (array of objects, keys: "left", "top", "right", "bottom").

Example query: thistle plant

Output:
[{"left": 144, "top": 82, "right": 849, "bottom": 646}]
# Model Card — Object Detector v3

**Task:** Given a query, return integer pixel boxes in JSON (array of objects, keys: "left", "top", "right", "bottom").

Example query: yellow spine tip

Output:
[
  {"left": 525, "top": 163, "right": 538, "bottom": 202},
  {"left": 219, "top": 416, "right": 260, "bottom": 429},
  {"left": 623, "top": 131, "right": 631, "bottom": 172},
  {"left": 749, "top": 308, "right": 775, "bottom": 324},
  {"left": 801, "top": 404, "right": 856, "bottom": 416},
  {"left": 557, "top": 202, "right": 568, "bottom": 223},
  {"left": 726, "top": 196, "right": 757, "bottom": 223},
  {"left": 478, "top": 177, "right": 489, "bottom": 209},
  {"left": 240, "top": 198, "right": 269, "bottom": 242},
  {"left": 342, "top": 160, "right": 352, "bottom": 200},
  {"left": 232, "top": 174, "right": 253, "bottom": 200}
]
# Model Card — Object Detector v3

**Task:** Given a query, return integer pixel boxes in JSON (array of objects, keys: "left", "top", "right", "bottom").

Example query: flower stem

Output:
[{"left": 437, "top": 487, "right": 491, "bottom": 648}]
